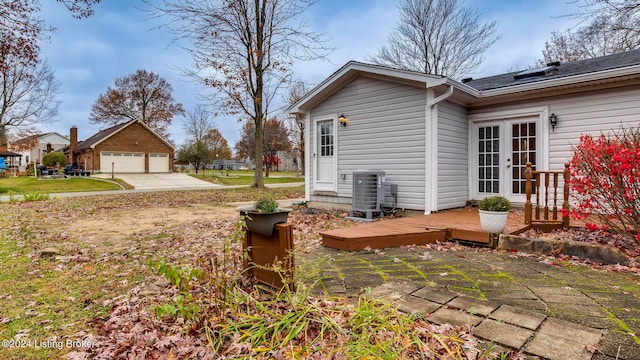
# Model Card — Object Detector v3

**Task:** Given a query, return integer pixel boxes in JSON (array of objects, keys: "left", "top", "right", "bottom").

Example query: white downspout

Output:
[
  {"left": 304, "top": 111, "right": 311, "bottom": 201},
  {"left": 424, "top": 84, "right": 454, "bottom": 214},
  {"left": 431, "top": 84, "right": 454, "bottom": 108}
]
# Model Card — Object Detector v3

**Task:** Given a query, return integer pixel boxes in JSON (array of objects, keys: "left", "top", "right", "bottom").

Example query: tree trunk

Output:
[{"left": 252, "top": 0, "right": 266, "bottom": 189}]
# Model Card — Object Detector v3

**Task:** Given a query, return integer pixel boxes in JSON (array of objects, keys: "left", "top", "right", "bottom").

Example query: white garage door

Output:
[
  {"left": 148, "top": 153, "right": 170, "bottom": 173},
  {"left": 101, "top": 152, "right": 145, "bottom": 173}
]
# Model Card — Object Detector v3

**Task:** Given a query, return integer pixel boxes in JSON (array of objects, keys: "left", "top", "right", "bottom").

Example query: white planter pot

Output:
[{"left": 479, "top": 210, "right": 509, "bottom": 233}]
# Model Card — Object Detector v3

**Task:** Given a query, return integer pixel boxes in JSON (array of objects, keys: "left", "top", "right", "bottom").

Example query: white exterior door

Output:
[
  {"left": 149, "top": 153, "right": 170, "bottom": 172},
  {"left": 472, "top": 117, "right": 539, "bottom": 203},
  {"left": 314, "top": 119, "right": 336, "bottom": 191},
  {"left": 101, "top": 152, "right": 145, "bottom": 173}
]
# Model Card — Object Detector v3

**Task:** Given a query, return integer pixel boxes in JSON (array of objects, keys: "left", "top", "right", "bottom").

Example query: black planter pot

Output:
[{"left": 238, "top": 207, "right": 292, "bottom": 236}]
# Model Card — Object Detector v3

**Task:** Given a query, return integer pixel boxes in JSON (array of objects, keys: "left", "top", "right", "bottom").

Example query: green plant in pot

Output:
[
  {"left": 238, "top": 197, "right": 292, "bottom": 236},
  {"left": 478, "top": 195, "right": 511, "bottom": 233}
]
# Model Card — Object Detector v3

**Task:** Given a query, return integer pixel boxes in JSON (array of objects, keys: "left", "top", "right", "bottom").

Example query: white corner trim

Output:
[
  {"left": 424, "top": 89, "right": 435, "bottom": 214},
  {"left": 311, "top": 115, "right": 338, "bottom": 193},
  {"left": 304, "top": 111, "right": 311, "bottom": 201}
]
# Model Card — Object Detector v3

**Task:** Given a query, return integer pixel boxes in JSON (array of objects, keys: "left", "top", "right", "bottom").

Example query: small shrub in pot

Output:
[
  {"left": 478, "top": 196, "right": 511, "bottom": 233},
  {"left": 239, "top": 197, "right": 291, "bottom": 236},
  {"left": 479, "top": 196, "right": 511, "bottom": 212},
  {"left": 253, "top": 197, "right": 279, "bottom": 213}
]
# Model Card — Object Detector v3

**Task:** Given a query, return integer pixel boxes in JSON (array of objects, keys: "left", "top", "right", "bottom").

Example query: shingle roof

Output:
[
  {"left": 464, "top": 49, "right": 640, "bottom": 91},
  {"left": 75, "top": 121, "right": 131, "bottom": 152},
  {"left": 0, "top": 150, "right": 22, "bottom": 157},
  {"left": 14, "top": 132, "right": 69, "bottom": 144}
]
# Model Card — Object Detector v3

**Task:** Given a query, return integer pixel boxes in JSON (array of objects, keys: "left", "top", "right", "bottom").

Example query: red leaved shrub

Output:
[{"left": 569, "top": 125, "right": 640, "bottom": 242}]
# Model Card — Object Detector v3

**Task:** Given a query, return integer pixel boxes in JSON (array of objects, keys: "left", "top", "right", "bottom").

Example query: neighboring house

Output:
[
  {"left": 12, "top": 132, "right": 70, "bottom": 170},
  {"left": 211, "top": 159, "right": 249, "bottom": 171},
  {"left": 289, "top": 49, "right": 640, "bottom": 214},
  {"left": 67, "top": 120, "right": 174, "bottom": 173},
  {"left": 277, "top": 150, "right": 301, "bottom": 172},
  {"left": 0, "top": 146, "right": 21, "bottom": 175}
]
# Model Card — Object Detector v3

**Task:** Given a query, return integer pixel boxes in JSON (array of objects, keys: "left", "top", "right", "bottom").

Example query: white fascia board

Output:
[
  {"left": 445, "top": 79, "right": 481, "bottom": 96},
  {"left": 479, "top": 65, "right": 640, "bottom": 97},
  {"left": 289, "top": 61, "right": 447, "bottom": 113}
]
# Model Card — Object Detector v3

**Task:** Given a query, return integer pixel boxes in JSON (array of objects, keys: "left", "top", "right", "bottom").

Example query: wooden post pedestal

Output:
[{"left": 243, "top": 223, "right": 294, "bottom": 290}]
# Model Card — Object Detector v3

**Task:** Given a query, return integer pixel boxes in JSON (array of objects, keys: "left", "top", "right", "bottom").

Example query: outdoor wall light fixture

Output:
[
  {"left": 549, "top": 113, "right": 558, "bottom": 131},
  {"left": 338, "top": 113, "right": 349, "bottom": 127}
]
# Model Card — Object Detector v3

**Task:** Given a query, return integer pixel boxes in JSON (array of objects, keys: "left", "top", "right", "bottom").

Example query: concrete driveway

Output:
[{"left": 97, "top": 173, "right": 221, "bottom": 190}]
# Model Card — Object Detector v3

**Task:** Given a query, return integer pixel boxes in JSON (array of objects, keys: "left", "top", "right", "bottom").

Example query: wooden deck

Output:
[{"left": 321, "top": 208, "right": 530, "bottom": 251}]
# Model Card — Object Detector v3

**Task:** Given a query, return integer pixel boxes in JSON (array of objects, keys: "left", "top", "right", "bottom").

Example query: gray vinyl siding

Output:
[
  {"left": 547, "top": 86, "right": 640, "bottom": 170},
  {"left": 309, "top": 76, "right": 428, "bottom": 210},
  {"left": 470, "top": 85, "right": 640, "bottom": 172},
  {"left": 437, "top": 101, "right": 469, "bottom": 210}
]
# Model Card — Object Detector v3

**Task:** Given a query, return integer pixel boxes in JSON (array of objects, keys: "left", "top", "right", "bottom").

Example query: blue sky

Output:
[{"left": 38, "top": 0, "right": 580, "bottom": 147}]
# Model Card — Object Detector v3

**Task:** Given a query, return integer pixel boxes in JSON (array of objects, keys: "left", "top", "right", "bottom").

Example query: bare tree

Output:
[
  {"left": 182, "top": 105, "right": 215, "bottom": 143},
  {"left": 573, "top": 1, "right": 640, "bottom": 34},
  {"left": 148, "top": 0, "right": 328, "bottom": 188},
  {"left": 537, "top": 1, "right": 640, "bottom": 65},
  {"left": 182, "top": 106, "right": 233, "bottom": 169},
  {"left": 89, "top": 69, "right": 185, "bottom": 140},
  {"left": 0, "top": 54, "right": 60, "bottom": 137},
  {"left": 56, "top": 0, "right": 102, "bottom": 18},
  {"left": 284, "top": 79, "right": 308, "bottom": 174},
  {"left": 369, "top": 0, "right": 498, "bottom": 79}
]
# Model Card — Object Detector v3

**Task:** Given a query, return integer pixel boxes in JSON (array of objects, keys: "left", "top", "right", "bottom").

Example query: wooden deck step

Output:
[
  {"left": 321, "top": 226, "right": 446, "bottom": 251},
  {"left": 320, "top": 208, "right": 530, "bottom": 251}
]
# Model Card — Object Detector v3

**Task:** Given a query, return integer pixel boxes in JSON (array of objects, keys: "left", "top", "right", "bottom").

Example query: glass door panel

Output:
[
  {"left": 509, "top": 120, "right": 537, "bottom": 197},
  {"left": 316, "top": 120, "right": 334, "bottom": 184},
  {"left": 477, "top": 125, "right": 500, "bottom": 194}
]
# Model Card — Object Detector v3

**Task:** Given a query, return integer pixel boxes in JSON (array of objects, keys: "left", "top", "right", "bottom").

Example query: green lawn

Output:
[
  {"left": 190, "top": 170, "right": 304, "bottom": 186},
  {"left": 0, "top": 176, "right": 122, "bottom": 194}
]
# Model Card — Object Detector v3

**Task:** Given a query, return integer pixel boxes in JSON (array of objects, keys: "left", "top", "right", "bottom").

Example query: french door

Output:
[{"left": 474, "top": 117, "right": 539, "bottom": 203}]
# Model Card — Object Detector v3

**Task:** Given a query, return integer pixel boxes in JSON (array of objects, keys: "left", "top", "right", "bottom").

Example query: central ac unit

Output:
[{"left": 350, "top": 170, "right": 385, "bottom": 220}]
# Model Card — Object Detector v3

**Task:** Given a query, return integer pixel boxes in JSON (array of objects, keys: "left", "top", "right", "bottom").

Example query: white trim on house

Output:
[
  {"left": 312, "top": 115, "right": 338, "bottom": 192},
  {"left": 468, "top": 106, "right": 551, "bottom": 203},
  {"left": 426, "top": 85, "right": 454, "bottom": 213},
  {"left": 481, "top": 64, "right": 640, "bottom": 98},
  {"left": 424, "top": 89, "right": 436, "bottom": 214},
  {"left": 290, "top": 61, "right": 448, "bottom": 114},
  {"left": 304, "top": 110, "right": 311, "bottom": 201}
]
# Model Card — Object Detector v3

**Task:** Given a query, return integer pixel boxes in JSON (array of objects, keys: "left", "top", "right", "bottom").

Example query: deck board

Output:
[{"left": 321, "top": 208, "right": 530, "bottom": 251}]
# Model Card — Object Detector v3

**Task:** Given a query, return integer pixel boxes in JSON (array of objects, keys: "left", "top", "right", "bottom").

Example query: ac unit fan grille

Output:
[{"left": 350, "top": 170, "right": 385, "bottom": 220}]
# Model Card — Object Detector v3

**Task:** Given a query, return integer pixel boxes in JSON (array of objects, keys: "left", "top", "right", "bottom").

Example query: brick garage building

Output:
[{"left": 68, "top": 120, "right": 174, "bottom": 173}]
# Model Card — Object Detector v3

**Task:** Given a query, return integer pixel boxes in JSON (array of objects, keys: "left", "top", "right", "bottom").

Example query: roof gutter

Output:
[
  {"left": 480, "top": 64, "right": 640, "bottom": 97},
  {"left": 430, "top": 84, "right": 454, "bottom": 108}
]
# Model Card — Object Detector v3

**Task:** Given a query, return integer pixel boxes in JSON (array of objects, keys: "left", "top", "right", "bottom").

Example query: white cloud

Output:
[{"left": 35, "top": 0, "right": 586, "bottom": 150}]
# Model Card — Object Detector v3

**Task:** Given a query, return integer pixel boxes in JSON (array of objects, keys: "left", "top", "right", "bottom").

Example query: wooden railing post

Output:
[
  {"left": 562, "top": 162, "right": 570, "bottom": 228},
  {"left": 535, "top": 173, "right": 541, "bottom": 220},
  {"left": 543, "top": 173, "right": 550, "bottom": 220},
  {"left": 552, "top": 173, "right": 559, "bottom": 220},
  {"left": 524, "top": 162, "right": 533, "bottom": 224}
]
